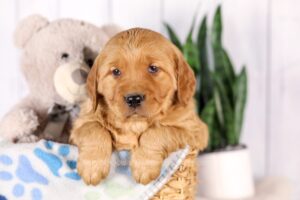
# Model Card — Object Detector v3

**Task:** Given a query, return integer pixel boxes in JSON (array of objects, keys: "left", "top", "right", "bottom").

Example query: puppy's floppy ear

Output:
[
  {"left": 174, "top": 47, "right": 196, "bottom": 105},
  {"left": 86, "top": 56, "right": 100, "bottom": 111}
]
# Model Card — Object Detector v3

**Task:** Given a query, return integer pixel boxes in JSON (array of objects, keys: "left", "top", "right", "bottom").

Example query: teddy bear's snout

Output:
[
  {"left": 72, "top": 69, "right": 88, "bottom": 85},
  {"left": 54, "top": 63, "right": 89, "bottom": 103}
]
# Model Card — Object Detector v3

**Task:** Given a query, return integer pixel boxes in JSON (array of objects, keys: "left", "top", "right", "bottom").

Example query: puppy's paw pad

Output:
[
  {"left": 132, "top": 167, "right": 161, "bottom": 185},
  {"left": 130, "top": 158, "right": 162, "bottom": 185},
  {"left": 77, "top": 158, "right": 110, "bottom": 185}
]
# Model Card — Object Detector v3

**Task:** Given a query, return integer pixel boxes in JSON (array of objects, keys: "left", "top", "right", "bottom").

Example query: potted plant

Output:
[{"left": 165, "top": 5, "right": 254, "bottom": 199}]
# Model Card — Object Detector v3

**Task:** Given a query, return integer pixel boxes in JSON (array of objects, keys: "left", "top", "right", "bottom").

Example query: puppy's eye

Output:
[
  {"left": 112, "top": 68, "right": 121, "bottom": 77},
  {"left": 61, "top": 53, "right": 69, "bottom": 59},
  {"left": 85, "top": 58, "right": 94, "bottom": 68},
  {"left": 148, "top": 65, "right": 159, "bottom": 74}
]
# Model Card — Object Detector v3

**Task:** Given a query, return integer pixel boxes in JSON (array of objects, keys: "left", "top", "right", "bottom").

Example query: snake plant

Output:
[{"left": 165, "top": 5, "right": 248, "bottom": 152}]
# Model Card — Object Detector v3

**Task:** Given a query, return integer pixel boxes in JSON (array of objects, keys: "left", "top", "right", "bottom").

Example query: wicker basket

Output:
[{"left": 151, "top": 150, "right": 198, "bottom": 200}]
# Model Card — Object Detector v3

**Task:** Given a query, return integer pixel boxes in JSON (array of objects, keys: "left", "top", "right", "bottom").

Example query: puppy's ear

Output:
[
  {"left": 86, "top": 56, "right": 100, "bottom": 111},
  {"left": 174, "top": 48, "right": 196, "bottom": 105}
]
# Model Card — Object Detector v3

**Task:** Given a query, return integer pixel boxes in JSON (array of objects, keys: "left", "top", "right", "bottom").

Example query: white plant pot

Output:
[{"left": 197, "top": 146, "right": 255, "bottom": 199}]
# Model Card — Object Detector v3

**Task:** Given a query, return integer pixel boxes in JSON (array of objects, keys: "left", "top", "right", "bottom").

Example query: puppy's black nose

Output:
[{"left": 124, "top": 94, "right": 145, "bottom": 108}]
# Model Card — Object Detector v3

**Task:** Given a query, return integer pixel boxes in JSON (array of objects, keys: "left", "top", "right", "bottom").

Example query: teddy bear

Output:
[{"left": 0, "top": 15, "right": 121, "bottom": 143}]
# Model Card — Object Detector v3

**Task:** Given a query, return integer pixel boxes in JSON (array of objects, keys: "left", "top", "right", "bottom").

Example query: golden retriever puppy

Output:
[{"left": 70, "top": 28, "right": 208, "bottom": 185}]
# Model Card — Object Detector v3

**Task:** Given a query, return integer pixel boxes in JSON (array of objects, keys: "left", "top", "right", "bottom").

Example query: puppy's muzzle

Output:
[{"left": 124, "top": 93, "right": 145, "bottom": 108}]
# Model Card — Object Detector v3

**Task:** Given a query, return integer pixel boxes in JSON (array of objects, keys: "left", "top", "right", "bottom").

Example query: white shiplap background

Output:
[{"left": 0, "top": 0, "right": 299, "bottom": 198}]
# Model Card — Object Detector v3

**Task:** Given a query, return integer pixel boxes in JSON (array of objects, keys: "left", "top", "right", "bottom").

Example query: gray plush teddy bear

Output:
[{"left": 0, "top": 15, "right": 121, "bottom": 143}]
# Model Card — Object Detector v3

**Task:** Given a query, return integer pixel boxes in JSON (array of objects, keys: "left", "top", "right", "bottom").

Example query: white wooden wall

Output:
[{"left": 0, "top": 0, "right": 299, "bottom": 198}]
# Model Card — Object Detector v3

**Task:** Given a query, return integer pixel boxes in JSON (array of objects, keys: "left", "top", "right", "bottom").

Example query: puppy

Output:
[{"left": 70, "top": 28, "right": 208, "bottom": 185}]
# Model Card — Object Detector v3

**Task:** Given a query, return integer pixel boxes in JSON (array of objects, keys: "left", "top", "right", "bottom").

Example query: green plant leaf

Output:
[
  {"left": 183, "top": 15, "right": 200, "bottom": 73},
  {"left": 197, "top": 16, "right": 207, "bottom": 53},
  {"left": 183, "top": 37, "right": 200, "bottom": 73},
  {"left": 213, "top": 89, "right": 224, "bottom": 127},
  {"left": 212, "top": 5, "right": 222, "bottom": 46},
  {"left": 213, "top": 74, "right": 237, "bottom": 145},
  {"left": 212, "top": 48, "right": 236, "bottom": 108},
  {"left": 211, "top": 6, "right": 234, "bottom": 85},
  {"left": 220, "top": 48, "right": 236, "bottom": 106},
  {"left": 186, "top": 15, "right": 196, "bottom": 43},
  {"left": 164, "top": 23, "right": 182, "bottom": 50},
  {"left": 197, "top": 16, "right": 214, "bottom": 113},
  {"left": 211, "top": 6, "right": 236, "bottom": 107},
  {"left": 201, "top": 99, "right": 216, "bottom": 150},
  {"left": 222, "top": 49, "right": 235, "bottom": 81},
  {"left": 212, "top": 37, "right": 236, "bottom": 106},
  {"left": 234, "top": 66, "right": 247, "bottom": 142}
]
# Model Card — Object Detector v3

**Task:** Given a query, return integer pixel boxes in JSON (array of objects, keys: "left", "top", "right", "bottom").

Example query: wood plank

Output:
[
  {"left": 18, "top": 0, "right": 59, "bottom": 20},
  {"left": 163, "top": 0, "right": 203, "bottom": 41},
  {"left": 111, "top": 0, "right": 161, "bottom": 32},
  {"left": 0, "top": 0, "right": 20, "bottom": 118},
  {"left": 221, "top": 0, "right": 269, "bottom": 179},
  {"left": 59, "top": 0, "right": 109, "bottom": 25},
  {"left": 269, "top": 0, "right": 300, "bottom": 197},
  {"left": 271, "top": 0, "right": 300, "bottom": 20}
]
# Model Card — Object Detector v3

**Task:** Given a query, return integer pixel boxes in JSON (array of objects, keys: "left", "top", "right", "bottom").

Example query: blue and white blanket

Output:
[{"left": 0, "top": 139, "right": 189, "bottom": 200}]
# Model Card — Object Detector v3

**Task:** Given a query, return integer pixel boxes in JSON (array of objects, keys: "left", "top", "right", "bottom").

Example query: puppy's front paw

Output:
[
  {"left": 77, "top": 148, "right": 111, "bottom": 185},
  {"left": 130, "top": 149, "right": 163, "bottom": 185}
]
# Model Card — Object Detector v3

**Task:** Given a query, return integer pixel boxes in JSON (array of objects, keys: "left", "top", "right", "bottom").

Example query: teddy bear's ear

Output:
[
  {"left": 100, "top": 24, "right": 123, "bottom": 38},
  {"left": 14, "top": 15, "right": 49, "bottom": 48}
]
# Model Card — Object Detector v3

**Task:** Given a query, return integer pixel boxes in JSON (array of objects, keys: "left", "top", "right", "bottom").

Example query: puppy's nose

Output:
[{"left": 124, "top": 94, "right": 145, "bottom": 108}]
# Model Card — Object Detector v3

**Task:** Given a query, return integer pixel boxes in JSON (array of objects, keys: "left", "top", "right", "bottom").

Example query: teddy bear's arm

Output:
[{"left": 0, "top": 96, "right": 46, "bottom": 142}]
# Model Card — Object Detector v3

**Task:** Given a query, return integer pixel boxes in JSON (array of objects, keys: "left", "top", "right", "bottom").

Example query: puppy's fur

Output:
[{"left": 70, "top": 28, "right": 208, "bottom": 185}]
